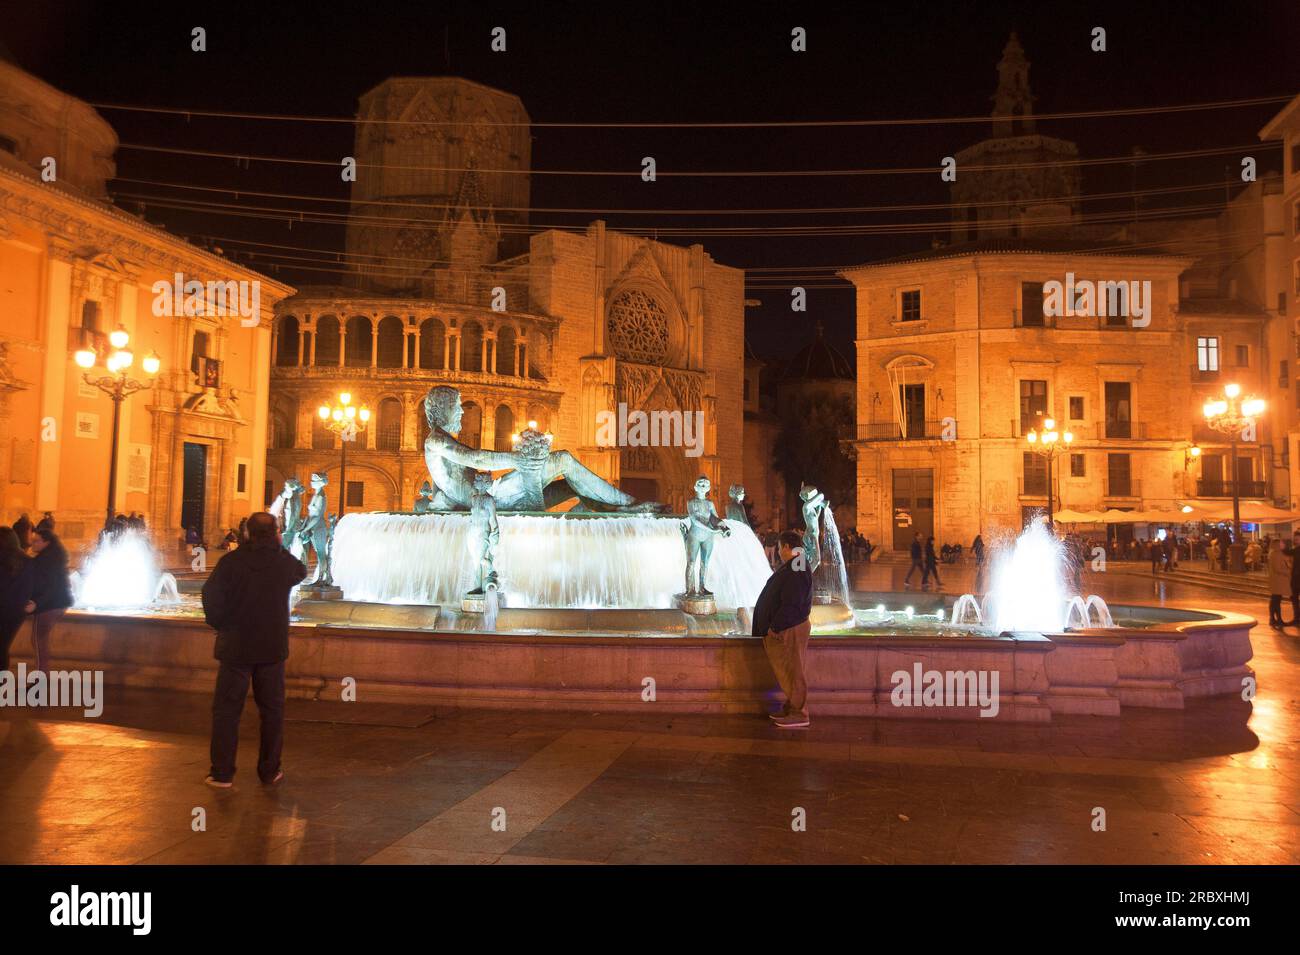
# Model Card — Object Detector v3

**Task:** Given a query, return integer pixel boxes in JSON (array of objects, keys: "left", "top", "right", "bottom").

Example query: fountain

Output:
[
  {"left": 71, "top": 529, "right": 181, "bottom": 611},
  {"left": 43, "top": 384, "right": 1249, "bottom": 721}
]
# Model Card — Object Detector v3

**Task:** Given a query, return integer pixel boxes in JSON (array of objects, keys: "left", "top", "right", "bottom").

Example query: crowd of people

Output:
[{"left": 0, "top": 512, "right": 74, "bottom": 677}]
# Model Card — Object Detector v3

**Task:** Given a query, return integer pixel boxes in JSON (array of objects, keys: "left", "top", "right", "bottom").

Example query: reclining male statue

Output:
[{"left": 421, "top": 385, "right": 664, "bottom": 512}]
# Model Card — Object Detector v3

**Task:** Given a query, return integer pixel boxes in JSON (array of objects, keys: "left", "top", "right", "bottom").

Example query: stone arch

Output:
[
  {"left": 418, "top": 317, "right": 445, "bottom": 370},
  {"left": 496, "top": 324, "right": 517, "bottom": 376},
  {"left": 376, "top": 396, "right": 403, "bottom": 451},
  {"left": 315, "top": 315, "right": 341, "bottom": 366},
  {"left": 345, "top": 316, "right": 372, "bottom": 367},
  {"left": 275, "top": 315, "right": 299, "bottom": 366},
  {"left": 270, "top": 395, "right": 296, "bottom": 449},
  {"left": 461, "top": 320, "right": 484, "bottom": 372},
  {"left": 460, "top": 400, "right": 483, "bottom": 449},
  {"left": 494, "top": 403, "right": 515, "bottom": 451},
  {"left": 376, "top": 315, "right": 404, "bottom": 368}
]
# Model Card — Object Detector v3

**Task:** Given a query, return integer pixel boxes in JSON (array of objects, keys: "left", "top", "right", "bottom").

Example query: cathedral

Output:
[{"left": 268, "top": 77, "right": 745, "bottom": 516}]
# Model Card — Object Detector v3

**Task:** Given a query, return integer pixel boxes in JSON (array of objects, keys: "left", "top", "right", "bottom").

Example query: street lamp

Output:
[
  {"left": 1025, "top": 417, "right": 1074, "bottom": 528},
  {"left": 76, "top": 326, "right": 161, "bottom": 528},
  {"left": 1202, "top": 383, "right": 1265, "bottom": 571},
  {"left": 317, "top": 391, "right": 370, "bottom": 517}
]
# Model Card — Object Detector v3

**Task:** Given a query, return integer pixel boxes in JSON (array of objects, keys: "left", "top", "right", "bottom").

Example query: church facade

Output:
[{"left": 268, "top": 78, "right": 745, "bottom": 516}]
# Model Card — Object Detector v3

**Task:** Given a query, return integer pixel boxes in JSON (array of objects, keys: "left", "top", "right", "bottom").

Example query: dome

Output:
[{"left": 782, "top": 323, "right": 853, "bottom": 381}]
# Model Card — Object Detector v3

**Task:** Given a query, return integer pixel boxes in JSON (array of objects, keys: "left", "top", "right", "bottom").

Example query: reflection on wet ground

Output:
[{"left": 0, "top": 561, "right": 1296, "bottom": 864}]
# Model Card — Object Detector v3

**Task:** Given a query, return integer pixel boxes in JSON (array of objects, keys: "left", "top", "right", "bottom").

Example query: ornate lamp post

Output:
[
  {"left": 1202, "top": 383, "right": 1265, "bottom": 570},
  {"left": 317, "top": 392, "right": 370, "bottom": 517},
  {"left": 1025, "top": 417, "right": 1073, "bottom": 528},
  {"left": 74, "top": 326, "right": 161, "bottom": 528}
]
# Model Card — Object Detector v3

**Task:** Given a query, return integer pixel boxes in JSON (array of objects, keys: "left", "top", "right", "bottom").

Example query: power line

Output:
[
  {"left": 89, "top": 94, "right": 1295, "bottom": 128},
  {"left": 113, "top": 140, "right": 1275, "bottom": 179},
  {"left": 110, "top": 174, "right": 1250, "bottom": 218}
]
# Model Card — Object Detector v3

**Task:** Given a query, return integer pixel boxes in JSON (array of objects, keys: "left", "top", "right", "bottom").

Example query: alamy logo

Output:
[
  {"left": 152, "top": 272, "right": 261, "bottom": 326},
  {"left": 50, "top": 885, "right": 151, "bottom": 935},
  {"left": 1043, "top": 273, "right": 1151, "bottom": 327},
  {"left": 595, "top": 402, "right": 704, "bottom": 458},
  {"left": 890, "top": 663, "right": 1000, "bottom": 717},
  {"left": 0, "top": 665, "right": 103, "bottom": 718}
]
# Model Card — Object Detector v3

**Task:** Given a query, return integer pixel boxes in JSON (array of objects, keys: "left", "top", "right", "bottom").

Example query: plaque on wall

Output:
[
  {"left": 75, "top": 412, "right": 100, "bottom": 440},
  {"left": 77, "top": 378, "right": 101, "bottom": 400},
  {"left": 126, "top": 443, "right": 151, "bottom": 494}
]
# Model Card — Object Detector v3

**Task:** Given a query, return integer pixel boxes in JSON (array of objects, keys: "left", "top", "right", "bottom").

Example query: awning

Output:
[{"left": 1177, "top": 502, "right": 1299, "bottom": 524}]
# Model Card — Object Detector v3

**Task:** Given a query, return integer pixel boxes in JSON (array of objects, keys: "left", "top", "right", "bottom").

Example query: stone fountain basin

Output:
[{"left": 21, "top": 594, "right": 1252, "bottom": 722}]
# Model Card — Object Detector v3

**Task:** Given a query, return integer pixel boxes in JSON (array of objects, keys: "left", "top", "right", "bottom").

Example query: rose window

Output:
[{"left": 607, "top": 289, "right": 670, "bottom": 365}]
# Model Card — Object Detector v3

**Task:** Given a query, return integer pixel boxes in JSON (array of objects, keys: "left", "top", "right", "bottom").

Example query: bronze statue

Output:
[{"left": 421, "top": 385, "right": 663, "bottom": 512}]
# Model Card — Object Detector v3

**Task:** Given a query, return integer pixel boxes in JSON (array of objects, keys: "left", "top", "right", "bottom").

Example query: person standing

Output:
[
  {"left": 922, "top": 535, "right": 943, "bottom": 591},
  {"left": 28, "top": 526, "right": 72, "bottom": 674},
  {"left": 0, "top": 527, "right": 34, "bottom": 673},
  {"left": 12, "top": 513, "right": 31, "bottom": 550},
  {"left": 752, "top": 530, "right": 814, "bottom": 729},
  {"left": 972, "top": 534, "right": 987, "bottom": 593},
  {"left": 1267, "top": 536, "right": 1290, "bottom": 629},
  {"left": 902, "top": 532, "right": 924, "bottom": 589},
  {"left": 201, "top": 511, "right": 307, "bottom": 788}
]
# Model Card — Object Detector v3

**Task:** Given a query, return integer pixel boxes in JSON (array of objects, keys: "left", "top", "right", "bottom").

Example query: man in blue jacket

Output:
[{"left": 752, "top": 530, "right": 814, "bottom": 729}]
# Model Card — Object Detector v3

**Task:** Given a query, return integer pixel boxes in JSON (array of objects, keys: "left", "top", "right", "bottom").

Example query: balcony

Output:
[
  {"left": 1191, "top": 364, "right": 1220, "bottom": 383},
  {"left": 1196, "top": 480, "right": 1269, "bottom": 498},
  {"left": 1104, "top": 478, "right": 1141, "bottom": 499},
  {"left": 858, "top": 420, "right": 944, "bottom": 441}
]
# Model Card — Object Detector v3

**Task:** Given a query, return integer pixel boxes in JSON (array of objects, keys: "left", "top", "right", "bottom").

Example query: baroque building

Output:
[
  {"left": 268, "top": 78, "right": 745, "bottom": 515},
  {"left": 0, "top": 53, "right": 293, "bottom": 553},
  {"left": 844, "top": 37, "right": 1294, "bottom": 551}
]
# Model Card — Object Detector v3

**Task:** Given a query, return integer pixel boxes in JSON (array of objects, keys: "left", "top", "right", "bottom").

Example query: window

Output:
[
  {"left": 1020, "top": 282, "right": 1045, "bottom": 327},
  {"left": 1281, "top": 361, "right": 1290, "bottom": 388},
  {"left": 264, "top": 481, "right": 274, "bottom": 507},
  {"left": 1293, "top": 200, "right": 1300, "bottom": 235},
  {"left": 346, "top": 481, "right": 364, "bottom": 508},
  {"left": 1196, "top": 336, "right": 1219, "bottom": 371},
  {"left": 899, "top": 289, "right": 922, "bottom": 322},
  {"left": 1235, "top": 344, "right": 1250, "bottom": 367},
  {"left": 1104, "top": 382, "right": 1131, "bottom": 438},
  {"left": 190, "top": 330, "right": 210, "bottom": 376},
  {"left": 1107, "top": 453, "right": 1132, "bottom": 496},
  {"left": 0, "top": 134, "right": 16, "bottom": 154},
  {"left": 1023, "top": 452, "right": 1047, "bottom": 495},
  {"left": 237, "top": 463, "right": 247, "bottom": 494},
  {"left": 376, "top": 397, "right": 402, "bottom": 451},
  {"left": 1070, "top": 453, "right": 1086, "bottom": 478},
  {"left": 81, "top": 300, "right": 101, "bottom": 331},
  {"left": 1019, "top": 380, "right": 1048, "bottom": 433},
  {"left": 1068, "top": 396, "right": 1085, "bottom": 421},
  {"left": 899, "top": 384, "right": 926, "bottom": 438}
]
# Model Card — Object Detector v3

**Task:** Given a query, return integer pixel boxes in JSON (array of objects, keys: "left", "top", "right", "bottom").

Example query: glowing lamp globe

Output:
[
  {"left": 109, "top": 327, "right": 129, "bottom": 349},
  {"left": 75, "top": 348, "right": 96, "bottom": 369}
]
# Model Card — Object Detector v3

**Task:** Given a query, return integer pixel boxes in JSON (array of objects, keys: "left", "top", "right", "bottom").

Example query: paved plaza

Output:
[{"left": 1, "top": 566, "right": 1296, "bottom": 865}]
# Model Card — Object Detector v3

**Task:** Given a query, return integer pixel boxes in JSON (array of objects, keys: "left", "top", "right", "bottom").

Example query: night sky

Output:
[{"left": 5, "top": 0, "right": 1297, "bottom": 362}]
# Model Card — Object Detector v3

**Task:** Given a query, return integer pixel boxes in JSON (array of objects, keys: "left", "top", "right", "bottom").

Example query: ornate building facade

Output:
[
  {"left": 0, "top": 55, "right": 293, "bottom": 553},
  {"left": 268, "top": 78, "right": 745, "bottom": 515},
  {"left": 844, "top": 37, "right": 1294, "bottom": 551}
]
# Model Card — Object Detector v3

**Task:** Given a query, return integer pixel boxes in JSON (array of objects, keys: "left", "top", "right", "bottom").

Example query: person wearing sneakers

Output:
[
  {"left": 753, "top": 529, "right": 814, "bottom": 729},
  {"left": 201, "top": 511, "right": 306, "bottom": 788}
]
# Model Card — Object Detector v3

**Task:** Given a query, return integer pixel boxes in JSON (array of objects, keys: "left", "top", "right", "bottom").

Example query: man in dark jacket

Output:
[
  {"left": 201, "top": 511, "right": 306, "bottom": 788},
  {"left": 752, "top": 530, "right": 814, "bottom": 729},
  {"left": 902, "top": 532, "right": 924, "bottom": 589}
]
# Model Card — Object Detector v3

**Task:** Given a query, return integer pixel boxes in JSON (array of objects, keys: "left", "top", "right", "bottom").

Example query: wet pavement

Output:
[{"left": 1, "top": 563, "right": 1297, "bottom": 864}]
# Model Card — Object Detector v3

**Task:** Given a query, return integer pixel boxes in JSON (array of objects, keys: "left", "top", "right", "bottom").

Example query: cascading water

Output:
[
  {"left": 74, "top": 529, "right": 181, "bottom": 610},
  {"left": 950, "top": 593, "right": 983, "bottom": 626},
  {"left": 817, "top": 504, "right": 852, "bottom": 607},
  {"left": 331, "top": 512, "right": 774, "bottom": 610}
]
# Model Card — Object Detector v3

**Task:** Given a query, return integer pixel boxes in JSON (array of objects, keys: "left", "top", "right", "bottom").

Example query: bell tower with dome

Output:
[{"left": 950, "top": 33, "right": 1082, "bottom": 242}]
